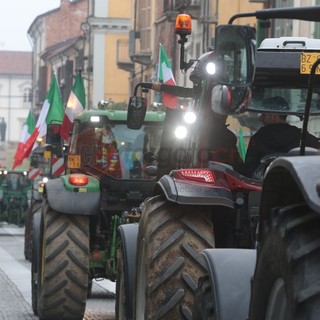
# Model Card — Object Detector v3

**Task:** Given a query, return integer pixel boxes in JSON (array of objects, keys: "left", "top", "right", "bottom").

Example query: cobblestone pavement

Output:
[
  {"left": 0, "top": 267, "right": 37, "bottom": 319},
  {"left": 0, "top": 224, "right": 116, "bottom": 320}
]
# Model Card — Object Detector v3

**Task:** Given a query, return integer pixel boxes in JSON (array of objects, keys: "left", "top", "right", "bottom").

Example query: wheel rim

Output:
[
  {"left": 265, "top": 278, "right": 289, "bottom": 320},
  {"left": 135, "top": 238, "right": 146, "bottom": 319}
]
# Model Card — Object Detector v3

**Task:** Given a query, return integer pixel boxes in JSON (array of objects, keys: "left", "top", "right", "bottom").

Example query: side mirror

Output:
[
  {"left": 211, "top": 84, "right": 251, "bottom": 114},
  {"left": 46, "top": 123, "right": 63, "bottom": 156},
  {"left": 46, "top": 124, "right": 61, "bottom": 144},
  {"left": 30, "top": 155, "right": 39, "bottom": 167},
  {"left": 214, "top": 25, "right": 256, "bottom": 86},
  {"left": 127, "top": 96, "right": 147, "bottom": 130}
]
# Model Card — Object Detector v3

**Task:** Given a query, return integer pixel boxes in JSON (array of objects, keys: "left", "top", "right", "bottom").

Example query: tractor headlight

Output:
[
  {"left": 206, "top": 62, "right": 216, "bottom": 75},
  {"left": 183, "top": 111, "right": 196, "bottom": 124},
  {"left": 174, "top": 126, "right": 188, "bottom": 139}
]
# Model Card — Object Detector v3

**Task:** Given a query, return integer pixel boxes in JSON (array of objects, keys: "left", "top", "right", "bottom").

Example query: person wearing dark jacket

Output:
[
  {"left": 245, "top": 96, "right": 320, "bottom": 177},
  {"left": 207, "top": 113, "right": 245, "bottom": 173}
]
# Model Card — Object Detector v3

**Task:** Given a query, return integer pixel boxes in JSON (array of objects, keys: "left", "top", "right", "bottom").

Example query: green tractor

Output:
[
  {"left": 31, "top": 107, "right": 166, "bottom": 319},
  {"left": 0, "top": 168, "right": 32, "bottom": 226}
]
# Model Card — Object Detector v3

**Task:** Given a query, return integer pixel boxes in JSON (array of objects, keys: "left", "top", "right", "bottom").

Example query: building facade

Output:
[
  {"left": 28, "top": 0, "right": 88, "bottom": 114},
  {"left": 0, "top": 51, "right": 32, "bottom": 142},
  {"left": 28, "top": 0, "right": 131, "bottom": 112}
]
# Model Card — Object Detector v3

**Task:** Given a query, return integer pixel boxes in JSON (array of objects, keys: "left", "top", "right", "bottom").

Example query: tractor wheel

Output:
[
  {"left": 134, "top": 195, "right": 215, "bottom": 320},
  {"left": 24, "top": 201, "right": 35, "bottom": 260},
  {"left": 193, "top": 276, "right": 214, "bottom": 320},
  {"left": 31, "top": 212, "right": 41, "bottom": 315},
  {"left": 116, "top": 245, "right": 127, "bottom": 320},
  {"left": 250, "top": 203, "right": 320, "bottom": 320},
  {"left": 37, "top": 199, "right": 90, "bottom": 320}
]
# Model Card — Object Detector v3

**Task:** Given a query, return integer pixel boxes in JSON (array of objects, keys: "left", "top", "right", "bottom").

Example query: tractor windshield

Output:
[
  {"left": 247, "top": 87, "right": 320, "bottom": 115},
  {"left": 69, "top": 119, "right": 163, "bottom": 180},
  {"left": 0, "top": 172, "right": 30, "bottom": 191},
  {"left": 30, "top": 152, "right": 52, "bottom": 176}
]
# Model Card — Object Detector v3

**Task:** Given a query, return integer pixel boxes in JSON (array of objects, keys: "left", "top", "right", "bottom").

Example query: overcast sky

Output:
[{"left": 0, "top": 0, "right": 61, "bottom": 52}]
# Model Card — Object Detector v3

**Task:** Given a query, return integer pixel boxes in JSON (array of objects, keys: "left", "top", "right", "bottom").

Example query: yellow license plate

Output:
[
  {"left": 68, "top": 155, "right": 81, "bottom": 169},
  {"left": 300, "top": 52, "right": 320, "bottom": 74},
  {"left": 44, "top": 150, "right": 51, "bottom": 159}
]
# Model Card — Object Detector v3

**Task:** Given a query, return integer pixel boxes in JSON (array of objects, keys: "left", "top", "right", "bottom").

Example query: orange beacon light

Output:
[{"left": 175, "top": 14, "right": 192, "bottom": 36}]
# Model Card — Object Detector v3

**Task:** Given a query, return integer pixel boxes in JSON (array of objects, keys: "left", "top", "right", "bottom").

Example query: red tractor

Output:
[
  {"left": 192, "top": 6, "right": 320, "bottom": 320},
  {"left": 116, "top": 13, "right": 263, "bottom": 319}
]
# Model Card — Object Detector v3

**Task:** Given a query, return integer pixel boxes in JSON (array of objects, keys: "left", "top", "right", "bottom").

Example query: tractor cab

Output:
[
  {"left": 67, "top": 108, "right": 165, "bottom": 209},
  {"left": 0, "top": 169, "right": 31, "bottom": 226},
  {"left": 68, "top": 109, "right": 165, "bottom": 179}
]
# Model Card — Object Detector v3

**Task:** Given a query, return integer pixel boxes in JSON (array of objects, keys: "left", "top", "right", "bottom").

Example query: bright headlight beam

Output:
[
  {"left": 206, "top": 62, "right": 216, "bottom": 75},
  {"left": 183, "top": 111, "right": 196, "bottom": 124},
  {"left": 175, "top": 126, "right": 188, "bottom": 139},
  {"left": 90, "top": 116, "right": 100, "bottom": 123}
]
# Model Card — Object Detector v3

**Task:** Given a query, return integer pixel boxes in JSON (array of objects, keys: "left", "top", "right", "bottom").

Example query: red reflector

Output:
[
  {"left": 69, "top": 174, "right": 89, "bottom": 186},
  {"left": 92, "top": 251, "right": 100, "bottom": 261},
  {"left": 179, "top": 169, "right": 215, "bottom": 183}
]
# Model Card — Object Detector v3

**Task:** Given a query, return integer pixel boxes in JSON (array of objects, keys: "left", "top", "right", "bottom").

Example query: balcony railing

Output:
[
  {"left": 164, "top": 0, "right": 201, "bottom": 20},
  {"left": 116, "top": 39, "right": 134, "bottom": 72},
  {"left": 128, "top": 30, "right": 152, "bottom": 66}
]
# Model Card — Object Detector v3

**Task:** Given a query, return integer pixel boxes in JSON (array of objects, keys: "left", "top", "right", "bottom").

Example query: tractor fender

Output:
[
  {"left": 117, "top": 223, "right": 139, "bottom": 320},
  {"left": 44, "top": 178, "right": 100, "bottom": 215},
  {"left": 153, "top": 174, "right": 234, "bottom": 208},
  {"left": 202, "top": 248, "right": 256, "bottom": 320},
  {"left": 260, "top": 155, "right": 320, "bottom": 221}
]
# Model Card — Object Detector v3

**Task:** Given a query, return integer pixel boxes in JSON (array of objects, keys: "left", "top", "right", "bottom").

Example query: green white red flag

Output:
[
  {"left": 158, "top": 44, "right": 177, "bottom": 109},
  {"left": 23, "top": 75, "right": 65, "bottom": 158},
  {"left": 61, "top": 71, "right": 86, "bottom": 142},
  {"left": 12, "top": 110, "right": 35, "bottom": 169},
  {"left": 237, "top": 126, "right": 247, "bottom": 161}
]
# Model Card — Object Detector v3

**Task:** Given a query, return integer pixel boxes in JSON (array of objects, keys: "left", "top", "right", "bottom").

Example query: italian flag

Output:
[
  {"left": 12, "top": 110, "right": 35, "bottom": 169},
  {"left": 158, "top": 44, "right": 178, "bottom": 109},
  {"left": 61, "top": 71, "right": 86, "bottom": 142},
  {"left": 23, "top": 75, "right": 65, "bottom": 158}
]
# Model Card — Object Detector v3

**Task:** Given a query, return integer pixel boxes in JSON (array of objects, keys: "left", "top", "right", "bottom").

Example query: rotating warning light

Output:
[{"left": 175, "top": 14, "right": 192, "bottom": 36}]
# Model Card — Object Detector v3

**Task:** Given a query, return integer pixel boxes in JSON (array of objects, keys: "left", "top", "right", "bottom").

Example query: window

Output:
[{"left": 23, "top": 88, "right": 32, "bottom": 103}]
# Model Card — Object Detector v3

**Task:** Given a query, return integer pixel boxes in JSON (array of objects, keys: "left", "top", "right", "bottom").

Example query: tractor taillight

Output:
[
  {"left": 69, "top": 174, "right": 89, "bottom": 186},
  {"left": 179, "top": 169, "right": 215, "bottom": 183},
  {"left": 92, "top": 251, "right": 100, "bottom": 261}
]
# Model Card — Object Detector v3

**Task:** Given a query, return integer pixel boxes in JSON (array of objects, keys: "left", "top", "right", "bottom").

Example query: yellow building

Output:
[{"left": 86, "top": 0, "right": 131, "bottom": 107}]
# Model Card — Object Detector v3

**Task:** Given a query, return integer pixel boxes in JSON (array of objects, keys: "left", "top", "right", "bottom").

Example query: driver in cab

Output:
[{"left": 244, "top": 96, "right": 320, "bottom": 177}]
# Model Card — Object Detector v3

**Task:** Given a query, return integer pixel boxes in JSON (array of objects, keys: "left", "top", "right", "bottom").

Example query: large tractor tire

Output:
[
  {"left": 250, "top": 203, "right": 320, "bottom": 320},
  {"left": 24, "top": 205, "right": 33, "bottom": 260},
  {"left": 25, "top": 199, "right": 41, "bottom": 260},
  {"left": 116, "top": 224, "right": 139, "bottom": 320},
  {"left": 134, "top": 195, "right": 215, "bottom": 320},
  {"left": 193, "top": 275, "right": 214, "bottom": 320},
  {"left": 116, "top": 244, "right": 127, "bottom": 320},
  {"left": 31, "top": 212, "right": 41, "bottom": 315},
  {"left": 37, "top": 199, "right": 90, "bottom": 320}
]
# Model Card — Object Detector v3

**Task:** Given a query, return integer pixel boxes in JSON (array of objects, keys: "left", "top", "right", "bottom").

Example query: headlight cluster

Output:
[{"left": 174, "top": 111, "right": 197, "bottom": 139}]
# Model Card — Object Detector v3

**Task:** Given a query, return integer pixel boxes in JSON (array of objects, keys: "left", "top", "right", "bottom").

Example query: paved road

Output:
[{"left": 0, "top": 223, "right": 116, "bottom": 320}]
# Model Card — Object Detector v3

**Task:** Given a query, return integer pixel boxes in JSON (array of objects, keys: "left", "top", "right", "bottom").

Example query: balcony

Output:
[
  {"left": 128, "top": 30, "right": 152, "bottom": 66},
  {"left": 116, "top": 39, "right": 134, "bottom": 72},
  {"left": 163, "top": 0, "right": 201, "bottom": 20}
]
